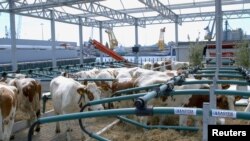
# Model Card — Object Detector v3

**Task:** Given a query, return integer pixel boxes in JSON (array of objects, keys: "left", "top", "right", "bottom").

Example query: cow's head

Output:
[
  {"left": 216, "top": 95, "right": 230, "bottom": 110},
  {"left": 77, "top": 83, "right": 104, "bottom": 111},
  {"left": 216, "top": 95, "right": 238, "bottom": 110}
]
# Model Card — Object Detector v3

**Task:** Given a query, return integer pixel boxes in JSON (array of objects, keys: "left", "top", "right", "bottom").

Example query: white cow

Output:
[
  {"left": 74, "top": 68, "right": 100, "bottom": 79},
  {"left": 50, "top": 76, "right": 103, "bottom": 141}
]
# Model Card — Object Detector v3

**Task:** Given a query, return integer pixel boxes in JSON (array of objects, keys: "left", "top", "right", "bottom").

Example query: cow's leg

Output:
[
  {"left": 159, "top": 115, "right": 165, "bottom": 125},
  {"left": 34, "top": 109, "right": 41, "bottom": 132},
  {"left": 0, "top": 109, "right": 3, "bottom": 141},
  {"left": 216, "top": 118, "right": 225, "bottom": 125},
  {"left": 55, "top": 122, "right": 61, "bottom": 133},
  {"left": 65, "top": 121, "right": 72, "bottom": 141},
  {"left": 179, "top": 115, "right": 188, "bottom": 126},
  {"left": 5, "top": 108, "right": 15, "bottom": 141},
  {"left": 80, "top": 131, "right": 86, "bottom": 141},
  {"left": 55, "top": 113, "right": 61, "bottom": 133},
  {"left": 28, "top": 109, "right": 38, "bottom": 135},
  {"left": 3, "top": 119, "right": 11, "bottom": 141},
  {"left": 194, "top": 116, "right": 202, "bottom": 127},
  {"left": 138, "top": 116, "right": 149, "bottom": 132},
  {"left": 179, "top": 115, "right": 189, "bottom": 134}
]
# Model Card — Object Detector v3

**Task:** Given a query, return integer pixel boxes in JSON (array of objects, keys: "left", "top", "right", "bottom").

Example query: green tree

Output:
[
  {"left": 188, "top": 43, "right": 204, "bottom": 67},
  {"left": 235, "top": 40, "right": 250, "bottom": 68}
]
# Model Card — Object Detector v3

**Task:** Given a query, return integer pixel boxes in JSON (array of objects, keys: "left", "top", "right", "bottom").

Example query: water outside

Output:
[{"left": 96, "top": 55, "right": 176, "bottom": 64}]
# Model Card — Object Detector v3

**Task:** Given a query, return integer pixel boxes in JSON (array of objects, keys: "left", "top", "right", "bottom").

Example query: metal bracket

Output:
[
  {"left": 135, "top": 105, "right": 153, "bottom": 116},
  {"left": 154, "top": 87, "right": 161, "bottom": 98}
]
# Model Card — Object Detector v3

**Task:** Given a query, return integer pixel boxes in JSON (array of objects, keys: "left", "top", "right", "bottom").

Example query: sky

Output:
[{"left": 0, "top": 1, "right": 250, "bottom": 47}]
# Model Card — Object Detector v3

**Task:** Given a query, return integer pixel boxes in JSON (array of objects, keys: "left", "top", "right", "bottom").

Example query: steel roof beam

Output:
[
  {"left": 67, "top": 2, "right": 145, "bottom": 27},
  {"left": 11, "top": 0, "right": 104, "bottom": 12},
  {"left": 17, "top": 8, "right": 111, "bottom": 28},
  {"left": 82, "top": 0, "right": 250, "bottom": 18},
  {"left": 138, "top": 0, "right": 179, "bottom": 24},
  {"left": 95, "top": 9, "right": 250, "bottom": 27}
]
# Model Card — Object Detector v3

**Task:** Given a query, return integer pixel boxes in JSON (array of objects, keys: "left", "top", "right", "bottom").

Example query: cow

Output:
[
  {"left": 8, "top": 78, "right": 41, "bottom": 133},
  {"left": 50, "top": 76, "right": 103, "bottom": 141},
  {"left": 137, "top": 76, "right": 237, "bottom": 127},
  {"left": 74, "top": 68, "right": 100, "bottom": 80},
  {"left": 142, "top": 62, "right": 153, "bottom": 70},
  {"left": 0, "top": 83, "right": 17, "bottom": 141},
  {"left": 94, "top": 69, "right": 117, "bottom": 99}
]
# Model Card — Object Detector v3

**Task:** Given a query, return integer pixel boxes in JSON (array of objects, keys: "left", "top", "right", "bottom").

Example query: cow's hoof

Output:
[
  {"left": 10, "top": 134, "right": 15, "bottom": 140},
  {"left": 55, "top": 129, "right": 60, "bottom": 133},
  {"left": 67, "top": 128, "right": 73, "bottom": 132},
  {"left": 81, "top": 136, "right": 86, "bottom": 141},
  {"left": 35, "top": 127, "right": 41, "bottom": 132}
]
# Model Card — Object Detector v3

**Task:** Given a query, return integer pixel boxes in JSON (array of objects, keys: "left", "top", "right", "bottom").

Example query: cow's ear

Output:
[
  {"left": 77, "top": 87, "right": 86, "bottom": 95},
  {"left": 82, "top": 80, "right": 88, "bottom": 85},
  {"left": 221, "top": 84, "right": 230, "bottom": 90},
  {"left": 234, "top": 95, "right": 242, "bottom": 102},
  {"left": 217, "top": 95, "right": 226, "bottom": 103},
  {"left": 10, "top": 79, "right": 18, "bottom": 88},
  {"left": 200, "top": 84, "right": 210, "bottom": 89},
  {"left": 166, "top": 72, "right": 175, "bottom": 77}
]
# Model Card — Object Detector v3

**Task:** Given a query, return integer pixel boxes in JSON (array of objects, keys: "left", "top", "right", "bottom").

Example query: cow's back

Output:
[{"left": 50, "top": 76, "right": 82, "bottom": 114}]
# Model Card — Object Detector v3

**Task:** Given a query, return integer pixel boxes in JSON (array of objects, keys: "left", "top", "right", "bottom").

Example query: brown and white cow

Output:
[
  {"left": 8, "top": 78, "right": 41, "bottom": 132},
  {"left": 73, "top": 68, "right": 100, "bottom": 83},
  {"left": 50, "top": 76, "right": 103, "bottom": 141},
  {"left": 0, "top": 84, "right": 17, "bottom": 141},
  {"left": 138, "top": 77, "right": 237, "bottom": 126}
]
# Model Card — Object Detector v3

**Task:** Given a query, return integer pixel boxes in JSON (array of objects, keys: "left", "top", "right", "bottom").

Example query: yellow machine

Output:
[
  {"left": 105, "top": 29, "right": 118, "bottom": 50},
  {"left": 158, "top": 27, "right": 165, "bottom": 51}
]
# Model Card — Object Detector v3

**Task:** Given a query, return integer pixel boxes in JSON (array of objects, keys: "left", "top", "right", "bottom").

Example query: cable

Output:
[{"left": 120, "top": 0, "right": 125, "bottom": 10}]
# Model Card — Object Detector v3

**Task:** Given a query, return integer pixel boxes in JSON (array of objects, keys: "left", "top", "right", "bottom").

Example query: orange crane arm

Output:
[{"left": 91, "top": 39, "right": 126, "bottom": 61}]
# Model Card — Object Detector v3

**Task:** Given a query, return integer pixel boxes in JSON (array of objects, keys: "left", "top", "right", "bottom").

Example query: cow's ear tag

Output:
[{"left": 77, "top": 87, "right": 86, "bottom": 95}]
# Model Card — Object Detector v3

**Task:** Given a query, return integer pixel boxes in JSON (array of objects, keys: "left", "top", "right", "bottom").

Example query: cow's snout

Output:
[{"left": 89, "top": 105, "right": 104, "bottom": 111}]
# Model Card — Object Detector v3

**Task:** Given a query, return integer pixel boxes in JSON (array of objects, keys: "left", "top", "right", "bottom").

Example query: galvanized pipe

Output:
[
  {"left": 134, "top": 75, "right": 185, "bottom": 109},
  {"left": 201, "top": 67, "right": 238, "bottom": 70},
  {"left": 27, "top": 107, "right": 250, "bottom": 141},
  {"left": 196, "top": 70, "right": 240, "bottom": 74},
  {"left": 113, "top": 83, "right": 162, "bottom": 95},
  {"left": 193, "top": 74, "right": 244, "bottom": 79},
  {"left": 182, "top": 80, "right": 250, "bottom": 85},
  {"left": 215, "top": 89, "right": 250, "bottom": 97},
  {"left": 87, "top": 93, "right": 146, "bottom": 106},
  {"left": 117, "top": 116, "right": 199, "bottom": 131}
]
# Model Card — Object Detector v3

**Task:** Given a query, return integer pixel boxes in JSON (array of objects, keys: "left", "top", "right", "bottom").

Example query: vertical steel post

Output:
[
  {"left": 135, "top": 19, "right": 139, "bottom": 64},
  {"left": 79, "top": 17, "right": 83, "bottom": 64},
  {"left": 215, "top": 0, "right": 222, "bottom": 70},
  {"left": 175, "top": 17, "right": 179, "bottom": 61},
  {"left": 209, "top": 78, "right": 216, "bottom": 125},
  {"left": 99, "top": 21, "right": 103, "bottom": 63},
  {"left": 9, "top": 0, "right": 17, "bottom": 71},
  {"left": 50, "top": 10, "right": 56, "bottom": 68},
  {"left": 202, "top": 103, "right": 210, "bottom": 141}
]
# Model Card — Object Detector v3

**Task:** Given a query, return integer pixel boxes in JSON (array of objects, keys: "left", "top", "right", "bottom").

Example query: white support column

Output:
[
  {"left": 209, "top": 78, "right": 216, "bottom": 125},
  {"left": 99, "top": 21, "right": 103, "bottom": 63},
  {"left": 175, "top": 20, "right": 179, "bottom": 61},
  {"left": 175, "top": 20, "right": 178, "bottom": 46},
  {"left": 134, "top": 19, "right": 139, "bottom": 64},
  {"left": 79, "top": 17, "right": 83, "bottom": 64},
  {"left": 215, "top": 0, "right": 222, "bottom": 70},
  {"left": 9, "top": 0, "right": 17, "bottom": 71},
  {"left": 135, "top": 19, "right": 139, "bottom": 45},
  {"left": 50, "top": 10, "right": 56, "bottom": 68},
  {"left": 202, "top": 102, "right": 210, "bottom": 141}
]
